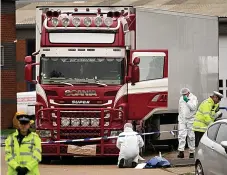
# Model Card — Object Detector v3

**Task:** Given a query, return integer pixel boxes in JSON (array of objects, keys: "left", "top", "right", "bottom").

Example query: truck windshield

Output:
[{"left": 40, "top": 57, "right": 124, "bottom": 85}]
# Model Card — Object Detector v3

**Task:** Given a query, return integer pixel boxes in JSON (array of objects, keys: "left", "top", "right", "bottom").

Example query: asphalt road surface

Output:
[{"left": 1, "top": 148, "right": 177, "bottom": 175}]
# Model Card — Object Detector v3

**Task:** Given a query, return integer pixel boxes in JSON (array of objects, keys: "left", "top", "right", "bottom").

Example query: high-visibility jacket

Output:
[
  {"left": 193, "top": 97, "right": 219, "bottom": 133},
  {"left": 5, "top": 130, "right": 42, "bottom": 175}
]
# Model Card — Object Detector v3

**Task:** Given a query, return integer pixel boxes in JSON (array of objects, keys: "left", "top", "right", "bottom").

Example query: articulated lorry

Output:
[{"left": 24, "top": 6, "right": 219, "bottom": 161}]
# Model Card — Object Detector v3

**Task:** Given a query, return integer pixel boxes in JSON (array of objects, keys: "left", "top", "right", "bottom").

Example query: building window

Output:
[
  {"left": 219, "top": 80, "right": 223, "bottom": 88},
  {"left": 1, "top": 46, "right": 4, "bottom": 66},
  {"left": 219, "top": 90, "right": 223, "bottom": 95}
]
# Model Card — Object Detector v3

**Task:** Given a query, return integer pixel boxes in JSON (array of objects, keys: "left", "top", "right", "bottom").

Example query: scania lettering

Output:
[
  {"left": 24, "top": 6, "right": 219, "bottom": 161},
  {"left": 72, "top": 100, "right": 90, "bottom": 104},
  {"left": 65, "top": 90, "right": 97, "bottom": 97}
]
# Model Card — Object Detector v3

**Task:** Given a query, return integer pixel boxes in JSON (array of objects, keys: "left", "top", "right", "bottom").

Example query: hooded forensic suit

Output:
[
  {"left": 116, "top": 123, "right": 144, "bottom": 167},
  {"left": 178, "top": 92, "right": 198, "bottom": 153}
]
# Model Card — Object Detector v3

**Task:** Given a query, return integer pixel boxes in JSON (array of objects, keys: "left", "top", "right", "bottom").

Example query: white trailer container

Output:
[
  {"left": 133, "top": 8, "right": 219, "bottom": 140},
  {"left": 136, "top": 8, "right": 219, "bottom": 108}
]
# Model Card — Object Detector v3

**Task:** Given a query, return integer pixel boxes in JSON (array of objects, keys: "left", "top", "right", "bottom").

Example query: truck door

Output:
[{"left": 127, "top": 50, "right": 168, "bottom": 121}]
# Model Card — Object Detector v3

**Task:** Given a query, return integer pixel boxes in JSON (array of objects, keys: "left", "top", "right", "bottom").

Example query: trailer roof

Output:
[{"left": 16, "top": 0, "right": 227, "bottom": 26}]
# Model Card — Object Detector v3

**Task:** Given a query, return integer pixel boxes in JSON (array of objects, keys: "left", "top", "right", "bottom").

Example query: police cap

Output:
[
  {"left": 16, "top": 112, "right": 31, "bottom": 122},
  {"left": 213, "top": 91, "right": 223, "bottom": 99}
]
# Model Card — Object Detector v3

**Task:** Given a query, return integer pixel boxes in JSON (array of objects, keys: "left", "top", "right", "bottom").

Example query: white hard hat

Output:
[
  {"left": 180, "top": 88, "right": 190, "bottom": 95},
  {"left": 213, "top": 91, "right": 223, "bottom": 99}
]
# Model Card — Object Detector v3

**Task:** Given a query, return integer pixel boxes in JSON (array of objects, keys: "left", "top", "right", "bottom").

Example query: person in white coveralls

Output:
[
  {"left": 177, "top": 88, "right": 198, "bottom": 158},
  {"left": 116, "top": 123, "right": 144, "bottom": 168}
]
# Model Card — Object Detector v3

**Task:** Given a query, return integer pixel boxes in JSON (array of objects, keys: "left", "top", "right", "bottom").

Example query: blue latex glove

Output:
[{"left": 183, "top": 95, "right": 189, "bottom": 102}]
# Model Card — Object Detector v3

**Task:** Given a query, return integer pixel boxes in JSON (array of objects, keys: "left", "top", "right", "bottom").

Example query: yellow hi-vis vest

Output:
[
  {"left": 5, "top": 130, "right": 42, "bottom": 175},
  {"left": 193, "top": 97, "right": 219, "bottom": 133}
]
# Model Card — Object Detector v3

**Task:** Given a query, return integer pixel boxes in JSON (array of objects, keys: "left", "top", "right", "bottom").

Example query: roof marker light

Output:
[
  {"left": 53, "top": 11, "right": 59, "bottom": 18},
  {"left": 114, "top": 11, "right": 120, "bottom": 18},
  {"left": 46, "top": 10, "right": 53, "bottom": 18},
  {"left": 107, "top": 11, "right": 113, "bottom": 18},
  {"left": 97, "top": 8, "right": 101, "bottom": 14}
]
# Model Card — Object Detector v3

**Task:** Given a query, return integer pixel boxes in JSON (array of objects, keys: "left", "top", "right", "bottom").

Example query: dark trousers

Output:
[{"left": 195, "top": 131, "right": 205, "bottom": 147}]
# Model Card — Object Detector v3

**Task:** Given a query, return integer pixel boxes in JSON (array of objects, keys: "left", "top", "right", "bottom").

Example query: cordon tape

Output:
[{"left": 0, "top": 128, "right": 205, "bottom": 147}]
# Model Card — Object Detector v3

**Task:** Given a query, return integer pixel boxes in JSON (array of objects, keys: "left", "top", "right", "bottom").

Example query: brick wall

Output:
[
  {"left": 16, "top": 39, "right": 27, "bottom": 92},
  {"left": 1, "top": 0, "right": 17, "bottom": 129}
]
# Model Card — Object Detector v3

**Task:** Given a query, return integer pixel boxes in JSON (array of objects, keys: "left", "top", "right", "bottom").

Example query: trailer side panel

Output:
[{"left": 136, "top": 8, "right": 219, "bottom": 110}]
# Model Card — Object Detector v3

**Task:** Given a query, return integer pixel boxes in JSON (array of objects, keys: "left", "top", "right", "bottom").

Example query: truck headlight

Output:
[
  {"left": 104, "top": 122, "right": 109, "bottom": 127},
  {"left": 61, "top": 117, "right": 70, "bottom": 127},
  {"left": 81, "top": 118, "right": 90, "bottom": 127},
  {"left": 71, "top": 118, "right": 80, "bottom": 126},
  {"left": 38, "top": 130, "right": 51, "bottom": 138},
  {"left": 91, "top": 118, "right": 99, "bottom": 127},
  {"left": 110, "top": 130, "right": 122, "bottom": 136},
  {"left": 118, "top": 107, "right": 123, "bottom": 118},
  {"left": 104, "top": 113, "right": 110, "bottom": 119}
]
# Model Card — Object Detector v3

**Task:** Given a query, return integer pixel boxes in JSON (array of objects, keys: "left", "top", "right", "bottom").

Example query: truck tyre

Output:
[
  {"left": 61, "top": 156, "right": 74, "bottom": 162},
  {"left": 41, "top": 156, "right": 53, "bottom": 164}
]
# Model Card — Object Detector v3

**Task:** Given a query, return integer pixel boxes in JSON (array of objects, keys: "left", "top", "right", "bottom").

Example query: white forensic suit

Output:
[
  {"left": 178, "top": 93, "right": 198, "bottom": 153},
  {"left": 116, "top": 124, "right": 144, "bottom": 167}
]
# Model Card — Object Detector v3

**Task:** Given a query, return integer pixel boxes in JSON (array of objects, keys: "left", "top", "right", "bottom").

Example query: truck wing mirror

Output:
[
  {"left": 25, "top": 56, "right": 32, "bottom": 64},
  {"left": 24, "top": 56, "right": 39, "bottom": 83},
  {"left": 131, "top": 57, "right": 140, "bottom": 85},
  {"left": 25, "top": 64, "right": 35, "bottom": 83}
]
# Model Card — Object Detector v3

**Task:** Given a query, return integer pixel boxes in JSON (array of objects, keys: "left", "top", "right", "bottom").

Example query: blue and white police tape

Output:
[
  {"left": 1, "top": 107, "right": 226, "bottom": 147},
  {"left": 0, "top": 128, "right": 187, "bottom": 147}
]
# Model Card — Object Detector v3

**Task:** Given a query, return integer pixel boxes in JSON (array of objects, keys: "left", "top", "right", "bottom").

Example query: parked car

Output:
[{"left": 195, "top": 119, "right": 227, "bottom": 175}]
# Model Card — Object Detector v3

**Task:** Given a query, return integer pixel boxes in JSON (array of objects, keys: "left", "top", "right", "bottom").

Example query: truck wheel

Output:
[
  {"left": 41, "top": 156, "right": 52, "bottom": 164},
  {"left": 61, "top": 156, "right": 74, "bottom": 162},
  {"left": 195, "top": 161, "right": 204, "bottom": 175}
]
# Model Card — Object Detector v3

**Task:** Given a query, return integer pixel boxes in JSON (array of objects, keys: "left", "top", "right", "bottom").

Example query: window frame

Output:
[
  {"left": 215, "top": 123, "right": 227, "bottom": 144},
  {"left": 207, "top": 123, "right": 221, "bottom": 141},
  {"left": 39, "top": 56, "right": 125, "bottom": 85},
  {"left": 131, "top": 52, "right": 166, "bottom": 82}
]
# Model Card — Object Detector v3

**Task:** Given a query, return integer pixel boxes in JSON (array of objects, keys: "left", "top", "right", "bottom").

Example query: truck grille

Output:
[
  {"left": 60, "top": 111, "right": 101, "bottom": 118},
  {"left": 60, "top": 128, "right": 100, "bottom": 140}
]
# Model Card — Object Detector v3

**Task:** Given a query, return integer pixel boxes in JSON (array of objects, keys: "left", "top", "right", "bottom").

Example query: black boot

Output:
[
  {"left": 177, "top": 151, "right": 184, "bottom": 158},
  {"left": 132, "top": 161, "right": 137, "bottom": 168},
  {"left": 118, "top": 158, "right": 125, "bottom": 168},
  {"left": 189, "top": 153, "right": 194, "bottom": 158}
]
